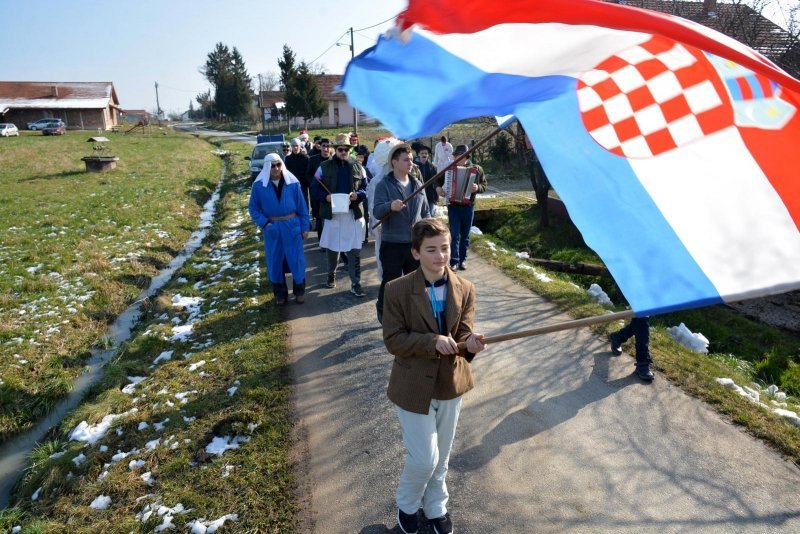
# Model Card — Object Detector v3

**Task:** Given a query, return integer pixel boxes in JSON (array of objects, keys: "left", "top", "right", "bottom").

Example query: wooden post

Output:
[{"left": 456, "top": 310, "right": 636, "bottom": 351}]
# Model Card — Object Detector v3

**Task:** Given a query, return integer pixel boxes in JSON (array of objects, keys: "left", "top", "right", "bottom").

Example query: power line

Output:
[
  {"left": 308, "top": 30, "right": 350, "bottom": 65},
  {"left": 354, "top": 29, "right": 379, "bottom": 42},
  {"left": 354, "top": 14, "right": 397, "bottom": 32}
]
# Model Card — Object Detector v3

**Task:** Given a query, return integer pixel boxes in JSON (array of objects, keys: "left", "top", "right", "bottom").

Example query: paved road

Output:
[
  {"left": 172, "top": 123, "right": 257, "bottom": 145},
  {"left": 286, "top": 240, "right": 800, "bottom": 533}
]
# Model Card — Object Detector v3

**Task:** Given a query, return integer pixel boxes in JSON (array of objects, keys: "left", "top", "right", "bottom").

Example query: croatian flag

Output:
[{"left": 342, "top": 0, "right": 800, "bottom": 315}]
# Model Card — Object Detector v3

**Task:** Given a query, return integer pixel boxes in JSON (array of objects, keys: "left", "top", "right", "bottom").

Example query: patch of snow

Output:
[
  {"left": 188, "top": 360, "right": 206, "bottom": 372},
  {"left": 154, "top": 350, "right": 174, "bottom": 364},
  {"left": 205, "top": 435, "right": 250, "bottom": 456},
  {"left": 72, "top": 453, "right": 87, "bottom": 467},
  {"left": 69, "top": 409, "right": 136, "bottom": 444},
  {"left": 667, "top": 323, "right": 709, "bottom": 353},
  {"left": 129, "top": 459, "right": 146, "bottom": 470},
  {"left": 227, "top": 386, "right": 238, "bottom": 396},
  {"left": 31, "top": 486, "right": 42, "bottom": 501},
  {"left": 138, "top": 421, "right": 150, "bottom": 431},
  {"left": 122, "top": 376, "right": 147, "bottom": 394},
  {"left": 469, "top": 226, "right": 482, "bottom": 235},
  {"left": 175, "top": 390, "right": 197, "bottom": 404},
  {"left": 514, "top": 251, "right": 530, "bottom": 259},
  {"left": 587, "top": 284, "right": 612, "bottom": 306},
  {"left": 141, "top": 471, "right": 155, "bottom": 486},
  {"left": 154, "top": 418, "right": 169, "bottom": 431},
  {"left": 170, "top": 324, "right": 194, "bottom": 342},
  {"left": 515, "top": 263, "right": 553, "bottom": 283},
  {"left": 774, "top": 409, "right": 800, "bottom": 427},
  {"left": 188, "top": 513, "right": 239, "bottom": 534},
  {"left": 90, "top": 495, "right": 112, "bottom": 510}
]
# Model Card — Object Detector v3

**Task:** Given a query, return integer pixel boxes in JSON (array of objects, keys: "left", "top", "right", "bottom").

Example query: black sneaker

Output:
[
  {"left": 350, "top": 284, "right": 365, "bottom": 297},
  {"left": 429, "top": 512, "right": 453, "bottom": 534},
  {"left": 608, "top": 333, "right": 622, "bottom": 355},
  {"left": 636, "top": 363, "right": 654, "bottom": 381},
  {"left": 458, "top": 262, "right": 467, "bottom": 271},
  {"left": 397, "top": 509, "right": 418, "bottom": 534},
  {"left": 326, "top": 274, "right": 336, "bottom": 288}
]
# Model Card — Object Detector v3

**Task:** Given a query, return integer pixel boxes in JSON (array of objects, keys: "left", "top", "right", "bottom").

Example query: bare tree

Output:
[{"left": 256, "top": 71, "right": 280, "bottom": 91}]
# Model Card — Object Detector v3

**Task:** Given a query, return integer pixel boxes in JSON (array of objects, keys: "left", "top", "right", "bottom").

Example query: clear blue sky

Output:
[
  {"left": 1, "top": 1, "right": 796, "bottom": 114},
  {"left": 0, "top": 0, "right": 406, "bottom": 114}
]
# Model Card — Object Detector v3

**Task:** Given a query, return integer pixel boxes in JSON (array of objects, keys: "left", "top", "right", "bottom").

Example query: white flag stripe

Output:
[
  {"left": 631, "top": 126, "right": 800, "bottom": 300},
  {"left": 420, "top": 24, "right": 649, "bottom": 79}
]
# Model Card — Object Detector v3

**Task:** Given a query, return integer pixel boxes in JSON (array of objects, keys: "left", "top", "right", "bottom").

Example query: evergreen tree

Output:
[
  {"left": 286, "top": 61, "right": 327, "bottom": 128},
  {"left": 201, "top": 42, "right": 252, "bottom": 119},
  {"left": 278, "top": 45, "right": 298, "bottom": 129}
]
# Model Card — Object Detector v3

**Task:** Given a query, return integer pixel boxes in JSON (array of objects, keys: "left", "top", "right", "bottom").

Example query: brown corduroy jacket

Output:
[{"left": 383, "top": 267, "right": 477, "bottom": 414}]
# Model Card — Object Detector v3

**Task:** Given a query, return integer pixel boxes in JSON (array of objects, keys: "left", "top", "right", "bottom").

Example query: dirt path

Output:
[{"left": 286, "top": 240, "right": 800, "bottom": 533}]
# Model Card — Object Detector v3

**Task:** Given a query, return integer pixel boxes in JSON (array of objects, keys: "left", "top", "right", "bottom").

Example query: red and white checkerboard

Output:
[{"left": 578, "top": 36, "right": 732, "bottom": 158}]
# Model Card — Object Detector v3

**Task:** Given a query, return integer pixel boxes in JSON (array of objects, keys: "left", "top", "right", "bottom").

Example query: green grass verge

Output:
[
  {"left": 0, "top": 130, "right": 222, "bottom": 442},
  {"left": 472, "top": 202, "right": 800, "bottom": 464},
  {"left": 1, "top": 143, "right": 296, "bottom": 531}
]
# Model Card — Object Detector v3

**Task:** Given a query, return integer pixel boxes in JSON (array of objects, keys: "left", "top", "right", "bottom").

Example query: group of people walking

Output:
[{"left": 247, "top": 132, "right": 486, "bottom": 319}]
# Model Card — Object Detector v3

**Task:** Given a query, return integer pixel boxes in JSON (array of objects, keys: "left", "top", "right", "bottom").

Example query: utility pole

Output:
[
  {"left": 350, "top": 27, "right": 358, "bottom": 136},
  {"left": 258, "top": 74, "right": 265, "bottom": 132},
  {"left": 154, "top": 81, "right": 162, "bottom": 125}
]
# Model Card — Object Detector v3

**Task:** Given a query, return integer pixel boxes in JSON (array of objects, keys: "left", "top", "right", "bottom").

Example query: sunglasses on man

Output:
[
  {"left": 271, "top": 162, "right": 282, "bottom": 168},
  {"left": 336, "top": 147, "right": 350, "bottom": 153}
]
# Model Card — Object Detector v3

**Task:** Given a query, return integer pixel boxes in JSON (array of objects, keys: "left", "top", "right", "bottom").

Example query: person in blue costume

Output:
[{"left": 248, "top": 153, "right": 310, "bottom": 305}]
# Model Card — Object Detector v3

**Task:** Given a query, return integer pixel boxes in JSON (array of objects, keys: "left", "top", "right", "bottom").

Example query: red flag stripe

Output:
[{"left": 399, "top": 0, "right": 800, "bottom": 93}]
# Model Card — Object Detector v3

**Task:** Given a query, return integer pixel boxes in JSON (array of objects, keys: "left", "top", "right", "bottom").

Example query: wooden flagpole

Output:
[
  {"left": 457, "top": 310, "right": 636, "bottom": 350},
  {"left": 371, "top": 125, "right": 506, "bottom": 230}
]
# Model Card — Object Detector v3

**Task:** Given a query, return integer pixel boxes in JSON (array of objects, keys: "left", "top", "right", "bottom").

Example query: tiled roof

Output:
[
  {"left": 315, "top": 74, "right": 344, "bottom": 99},
  {"left": 258, "top": 90, "right": 285, "bottom": 108},
  {"left": 0, "top": 81, "right": 120, "bottom": 109},
  {"left": 258, "top": 75, "right": 345, "bottom": 106},
  {"left": 606, "top": 0, "right": 799, "bottom": 77}
]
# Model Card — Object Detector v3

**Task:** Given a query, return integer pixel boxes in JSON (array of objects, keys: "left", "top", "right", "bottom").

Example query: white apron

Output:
[{"left": 319, "top": 212, "right": 365, "bottom": 252}]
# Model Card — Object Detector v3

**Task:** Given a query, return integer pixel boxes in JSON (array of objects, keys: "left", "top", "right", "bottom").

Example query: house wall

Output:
[{"left": 4, "top": 107, "right": 115, "bottom": 130}]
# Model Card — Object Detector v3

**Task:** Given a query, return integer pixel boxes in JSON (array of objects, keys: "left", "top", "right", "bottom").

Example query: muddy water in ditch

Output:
[{"left": 0, "top": 164, "right": 226, "bottom": 508}]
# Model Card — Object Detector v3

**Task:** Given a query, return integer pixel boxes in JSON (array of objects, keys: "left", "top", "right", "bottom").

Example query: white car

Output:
[
  {"left": 27, "top": 118, "right": 63, "bottom": 131},
  {"left": 245, "top": 142, "right": 285, "bottom": 179},
  {"left": 0, "top": 123, "right": 19, "bottom": 137}
]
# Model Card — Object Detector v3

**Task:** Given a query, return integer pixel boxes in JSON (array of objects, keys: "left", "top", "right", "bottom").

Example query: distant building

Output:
[
  {"left": 259, "top": 74, "right": 374, "bottom": 129},
  {"left": 606, "top": 0, "right": 799, "bottom": 79},
  {"left": 121, "top": 109, "right": 152, "bottom": 123},
  {"left": 0, "top": 81, "right": 121, "bottom": 130}
]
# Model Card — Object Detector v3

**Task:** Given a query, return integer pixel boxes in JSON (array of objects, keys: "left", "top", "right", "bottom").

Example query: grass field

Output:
[
  {"left": 0, "top": 139, "right": 297, "bottom": 531},
  {"left": 0, "top": 130, "right": 222, "bottom": 442},
  {"left": 471, "top": 202, "right": 800, "bottom": 463}
]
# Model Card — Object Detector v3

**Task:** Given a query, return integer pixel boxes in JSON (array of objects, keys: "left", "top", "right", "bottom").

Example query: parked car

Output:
[
  {"left": 0, "top": 123, "right": 19, "bottom": 137},
  {"left": 42, "top": 122, "right": 66, "bottom": 136},
  {"left": 245, "top": 141, "right": 284, "bottom": 179},
  {"left": 27, "top": 118, "right": 64, "bottom": 131}
]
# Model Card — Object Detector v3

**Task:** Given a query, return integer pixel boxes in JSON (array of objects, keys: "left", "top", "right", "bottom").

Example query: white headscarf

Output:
[
  {"left": 367, "top": 137, "right": 403, "bottom": 219},
  {"left": 255, "top": 152, "right": 299, "bottom": 188}
]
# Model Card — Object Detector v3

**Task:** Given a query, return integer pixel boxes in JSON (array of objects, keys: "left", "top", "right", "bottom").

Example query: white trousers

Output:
[{"left": 395, "top": 397, "right": 462, "bottom": 519}]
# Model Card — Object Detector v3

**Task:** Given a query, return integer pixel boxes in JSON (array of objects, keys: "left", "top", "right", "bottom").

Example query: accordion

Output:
[{"left": 443, "top": 166, "right": 478, "bottom": 205}]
